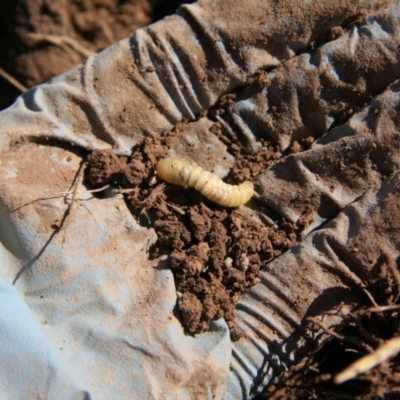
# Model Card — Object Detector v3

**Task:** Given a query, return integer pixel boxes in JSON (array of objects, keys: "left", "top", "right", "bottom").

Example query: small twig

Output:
[
  {"left": 0, "top": 67, "right": 28, "bottom": 92},
  {"left": 118, "top": 187, "right": 138, "bottom": 194},
  {"left": 334, "top": 336, "right": 400, "bottom": 384},
  {"left": 160, "top": 198, "right": 186, "bottom": 215},
  {"left": 124, "top": 184, "right": 166, "bottom": 213},
  {"left": 10, "top": 194, "right": 66, "bottom": 213},
  {"left": 307, "top": 317, "right": 344, "bottom": 341},
  {"left": 27, "top": 33, "right": 94, "bottom": 58},
  {"left": 383, "top": 250, "right": 400, "bottom": 301},
  {"left": 60, "top": 184, "right": 111, "bottom": 199},
  {"left": 257, "top": 211, "right": 275, "bottom": 227},
  {"left": 357, "top": 304, "right": 400, "bottom": 315},
  {"left": 99, "top": 20, "right": 115, "bottom": 45},
  {"left": 61, "top": 162, "right": 85, "bottom": 246},
  {"left": 10, "top": 184, "right": 111, "bottom": 213},
  {"left": 362, "top": 287, "right": 379, "bottom": 308},
  {"left": 308, "top": 315, "right": 374, "bottom": 353}
]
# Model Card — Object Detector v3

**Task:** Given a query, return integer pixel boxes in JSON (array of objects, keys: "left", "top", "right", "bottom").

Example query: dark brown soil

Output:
[
  {"left": 0, "top": 0, "right": 194, "bottom": 111},
  {"left": 85, "top": 126, "right": 298, "bottom": 341}
]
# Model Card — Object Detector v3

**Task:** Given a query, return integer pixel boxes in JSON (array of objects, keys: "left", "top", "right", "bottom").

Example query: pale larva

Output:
[{"left": 156, "top": 157, "right": 254, "bottom": 207}]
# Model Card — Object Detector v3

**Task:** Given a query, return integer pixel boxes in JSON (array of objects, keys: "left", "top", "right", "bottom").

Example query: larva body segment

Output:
[{"left": 156, "top": 157, "right": 254, "bottom": 207}]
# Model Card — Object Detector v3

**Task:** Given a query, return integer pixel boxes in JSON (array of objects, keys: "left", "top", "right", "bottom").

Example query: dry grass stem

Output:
[
  {"left": 335, "top": 336, "right": 400, "bottom": 384},
  {"left": 0, "top": 67, "right": 28, "bottom": 92}
]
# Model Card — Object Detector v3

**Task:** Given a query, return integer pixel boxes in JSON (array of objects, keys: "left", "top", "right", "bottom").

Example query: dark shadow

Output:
[
  {"left": 27, "top": 136, "right": 89, "bottom": 158},
  {"left": 83, "top": 392, "right": 92, "bottom": 400},
  {"left": 248, "top": 285, "right": 367, "bottom": 396},
  {"left": 21, "top": 87, "right": 43, "bottom": 112},
  {"left": 12, "top": 227, "right": 60, "bottom": 285},
  {"left": 152, "top": 0, "right": 195, "bottom": 22}
]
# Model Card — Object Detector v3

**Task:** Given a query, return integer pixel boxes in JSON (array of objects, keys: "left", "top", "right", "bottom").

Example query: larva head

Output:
[{"left": 156, "top": 157, "right": 187, "bottom": 185}]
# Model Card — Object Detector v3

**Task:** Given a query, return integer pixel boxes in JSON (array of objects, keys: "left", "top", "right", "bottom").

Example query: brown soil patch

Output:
[
  {"left": 86, "top": 126, "right": 298, "bottom": 340},
  {"left": 0, "top": 0, "right": 193, "bottom": 110}
]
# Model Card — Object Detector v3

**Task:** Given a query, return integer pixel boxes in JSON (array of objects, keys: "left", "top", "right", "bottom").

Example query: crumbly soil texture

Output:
[
  {"left": 0, "top": 0, "right": 194, "bottom": 110},
  {"left": 86, "top": 125, "right": 298, "bottom": 341}
]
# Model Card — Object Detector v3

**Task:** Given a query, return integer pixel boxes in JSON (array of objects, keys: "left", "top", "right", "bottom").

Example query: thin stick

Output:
[
  {"left": 10, "top": 184, "right": 111, "bottom": 213},
  {"left": 334, "top": 336, "right": 400, "bottom": 384},
  {"left": 307, "top": 317, "right": 344, "bottom": 341},
  {"left": 99, "top": 20, "right": 115, "bottom": 45},
  {"left": 358, "top": 304, "right": 400, "bottom": 315},
  {"left": 160, "top": 198, "right": 186, "bottom": 215},
  {"left": 59, "top": 184, "right": 111, "bottom": 198},
  {"left": 0, "top": 67, "right": 28, "bottom": 92},
  {"left": 61, "top": 162, "right": 85, "bottom": 246},
  {"left": 118, "top": 188, "right": 138, "bottom": 194},
  {"left": 384, "top": 250, "right": 400, "bottom": 301},
  {"left": 27, "top": 33, "right": 94, "bottom": 58}
]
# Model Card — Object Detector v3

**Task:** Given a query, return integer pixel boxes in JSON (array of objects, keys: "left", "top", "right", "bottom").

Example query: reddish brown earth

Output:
[
  {"left": 1, "top": 1, "right": 400, "bottom": 399},
  {"left": 0, "top": 0, "right": 191, "bottom": 110},
  {"left": 86, "top": 127, "right": 297, "bottom": 341}
]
